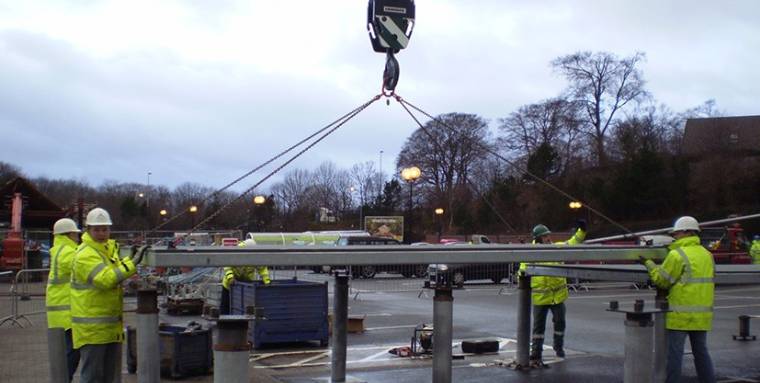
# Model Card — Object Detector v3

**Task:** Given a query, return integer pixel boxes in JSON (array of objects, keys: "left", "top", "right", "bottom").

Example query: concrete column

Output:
[
  {"left": 624, "top": 311, "right": 654, "bottom": 383},
  {"left": 213, "top": 318, "right": 250, "bottom": 383},
  {"left": 515, "top": 274, "right": 531, "bottom": 368},
  {"left": 137, "top": 289, "right": 160, "bottom": 383},
  {"left": 331, "top": 274, "right": 349, "bottom": 382},
  {"left": 46, "top": 328, "right": 68, "bottom": 383},
  {"left": 653, "top": 290, "right": 668, "bottom": 383},
  {"left": 433, "top": 287, "right": 453, "bottom": 383}
]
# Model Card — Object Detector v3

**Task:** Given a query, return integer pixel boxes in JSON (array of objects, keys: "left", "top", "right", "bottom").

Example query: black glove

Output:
[
  {"left": 637, "top": 256, "right": 648, "bottom": 265},
  {"left": 131, "top": 245, "right": 150, "bottom": 265},
  {"left": 576, "top": 219, "right": 587, "bottom": 232}
]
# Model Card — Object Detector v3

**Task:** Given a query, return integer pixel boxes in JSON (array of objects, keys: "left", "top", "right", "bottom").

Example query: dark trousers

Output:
[
  {"left": 79, "top": 342, "right": 121, "bottom": 383},
  {"left": 666, "top": 330, "right": 715, "bottom": 383},
  {"left": 64, "top": 329, "right": 81, "bottom": 382},
  {"left": 530, "top": 302, "right": 566, "bottom": 359}
]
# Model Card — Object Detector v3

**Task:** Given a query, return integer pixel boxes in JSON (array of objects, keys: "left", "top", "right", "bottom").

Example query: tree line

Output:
[{"left": 4, "top": 51, "right": 760, "bottom": 238}]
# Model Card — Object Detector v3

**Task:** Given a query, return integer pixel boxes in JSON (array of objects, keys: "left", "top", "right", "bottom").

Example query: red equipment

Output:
[{"left": 1, "top": 193, "right": 25, "bottom": 270}]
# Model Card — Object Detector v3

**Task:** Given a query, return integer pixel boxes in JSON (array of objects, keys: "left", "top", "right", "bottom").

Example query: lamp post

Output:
[
  {"left": 401, "top": 166, "right": 421, "bottom": 243},
  {"left": 435, "top": 208, "right": 444, "bottom": 242},
  {"left": 350, "top": 186, "right": 364, "bottom": 230},
  {"left": 254, "top": 195, "right": 266, "bottom": 232},
  {"left": 159, "top": 209, "right": 168, "bottom": 224},
  {"left": 189, "top": 205, "right": 198, "bottom": 229}
]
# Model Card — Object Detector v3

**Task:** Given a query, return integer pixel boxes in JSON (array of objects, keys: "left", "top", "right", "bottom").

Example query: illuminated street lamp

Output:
[
  {"left": 401, "top": 166, "right": 422, "bottom": 243},
  {"left": 569, "top": 201, "right": 583, "bottom": 209},
  {"left": 435, "top": 208, "right": 444, "bottom": 241},
  {"left": 189, "top": 205, "right": 198, "bottom": 228},
  {"left": 253, "top": 195, "right": 266, "bottom": 205},
  {"left": 159, "top": 209, "right": 168, "bottom": 216}
]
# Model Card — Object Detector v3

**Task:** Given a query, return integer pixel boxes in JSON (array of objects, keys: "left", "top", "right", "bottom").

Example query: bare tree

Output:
[
  {"left": 498, "top": 97, "right": 582, "bottom": 175},
  {"left": 271, "top": 168, "right": 311, "bottom": 215},
  {"left": 552, "top": 51, "right": 648, "bottom": 166},
  {"left": 396, "top": 112, "right": 492, "bottom": 225},
  {"left": 349, "top": 161, "right": 379, "bottom": 210}
]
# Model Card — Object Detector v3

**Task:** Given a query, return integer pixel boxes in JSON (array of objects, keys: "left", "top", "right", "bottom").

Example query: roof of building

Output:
[
  {"left": 682, "top": 115, "right": 760, "bottom": 156},
  {"left": 0, "top": 177, "right": 65, "bottom": 230}
]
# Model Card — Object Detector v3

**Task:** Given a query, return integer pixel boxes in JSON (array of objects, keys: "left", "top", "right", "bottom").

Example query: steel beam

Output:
[
  {"left": 432, "top": 287, "right": 453, "bottom": 383},
  {"left": 143, "top": 245, "right": 667, "bottom": 267},
  {"left": 331, "top": 275, "right": 348, "bottom": 382},
  {"left": 137, "top": 289, "right": 160, "bottom": 383},
  {"left": 46, "top": 328, "right": 68, "bottom": 383}
]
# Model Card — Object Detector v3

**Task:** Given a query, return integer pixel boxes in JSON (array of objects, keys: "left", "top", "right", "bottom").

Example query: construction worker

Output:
[
  {"left": 642, "top": 216, "right": 715, "bottom": 383},
  {"left": 46, "top": 218, "right": 82, "bottom": 381},
  {"left": 751, "top": 235, "right": 760, "bottom": 264},
  {"left": 519, "top": 220, "right": 586, "bottom": 366},
  {"left": 70, "top": 208, "right": 149, "bottom": 383},
  {"left": 220, "top": 238, "right": 271, "bottom": 314}
]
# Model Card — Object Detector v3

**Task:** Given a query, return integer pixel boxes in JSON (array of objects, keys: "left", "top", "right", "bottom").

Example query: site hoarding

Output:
[{"left": 363, "top": 216, "right": 405, "bottom": 242}]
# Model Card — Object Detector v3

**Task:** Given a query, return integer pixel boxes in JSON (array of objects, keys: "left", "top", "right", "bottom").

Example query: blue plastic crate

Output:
[
  {"left": 231, "top": 279, "right": 329, "bottom": 348},
  {"left": 127, "top": 324, "right": 213, "bottom": 378}
]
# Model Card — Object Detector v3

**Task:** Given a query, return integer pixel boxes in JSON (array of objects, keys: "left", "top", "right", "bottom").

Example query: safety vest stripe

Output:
[
  {"left": 533, "top": 286, "right": 566, "bottom": 294},
  {"left": 46, "top": 305, "right": 71, "bottom": 312},
  {"left": 70, "top": 281, "right": 94, "bottom": 290},
  {"left": 675, "top": 248, "right": 692, "bottom": 282},
  {"left": 50, "top": 246, "right": 65, "bottom": 284},
  {"left": 71, "top": 316, "right": 121, "bottom": 324},
  {"left": 657, "top": 268, "right": 676, "bottom": 284},
  {"left": 87, "top": 263, "right": 106, "bottom": 285},
  {"left": 683, "top": 277, "right": 714, "bottom": 284},
  {"left": 112, "top": 264, "right": 126, "bottom": 282},
  {"left": 48, "top": 279, "right": 69, "bottom": 286},
  {"left": 670, "top": 305, "right": 713, "bottom": 313}
]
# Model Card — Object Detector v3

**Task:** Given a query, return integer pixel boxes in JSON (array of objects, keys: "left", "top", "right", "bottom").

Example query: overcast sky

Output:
[{"left": 2, "top": 0, "right": 758, "bottom": 193}]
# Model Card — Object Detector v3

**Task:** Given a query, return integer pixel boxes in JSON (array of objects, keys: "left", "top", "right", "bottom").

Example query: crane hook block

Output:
[{"left": 367, "top": 0, "right": 415, "bottom": 54}]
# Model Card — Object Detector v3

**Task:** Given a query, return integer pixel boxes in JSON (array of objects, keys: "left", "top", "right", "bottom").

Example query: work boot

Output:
[{"left": 554, "top": 348, "right": 565, "bottom": 358}]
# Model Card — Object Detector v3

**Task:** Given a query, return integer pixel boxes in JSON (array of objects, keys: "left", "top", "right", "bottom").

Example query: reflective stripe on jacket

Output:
[
  {"left": 46, "top": 234, "right": 78, "bottom": 329},
  {"left": 519, "top": 228, "right": 586, "bottom": 306},
  {"left": 645, "top": 235, "right": 714, "bottom": 331},
  {"left": 750, "top": 240, "right": 760, "bottom": 265},
  {"left": 70, "top": 232, "right": 136, "bottom": 349}
]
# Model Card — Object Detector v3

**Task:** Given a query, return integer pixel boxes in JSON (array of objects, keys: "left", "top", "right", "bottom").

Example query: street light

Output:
[
  {"left": 253, "top": 195, "right": 266, "bottom": 205},
  {"left": 569, "top": 201, "right": 583, "bottom": 209},
  {"left": 401, "top": 166, "right": 421, "bottom": 243},
  {"left": 189, "top": 205, "right": 198, "bottom": 228},
  {"left": 159, "top": 209, "right": 168, "bottom": 216},
  {"left": 435, "top": 208, "right": 444, "bottom": 241}
]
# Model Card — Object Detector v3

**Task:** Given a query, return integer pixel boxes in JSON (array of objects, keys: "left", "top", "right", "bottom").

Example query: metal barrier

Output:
[{"left": 0, "top": 268, "right": 50, "bottom": 328}]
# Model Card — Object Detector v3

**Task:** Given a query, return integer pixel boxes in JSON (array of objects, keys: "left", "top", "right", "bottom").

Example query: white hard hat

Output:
[
  {"left": 53, "top": 218, "right": 81, "bottom": 235},
  {"left": 86, "top": 208, "right": 113, "bottom": 226},
  {"left": 671, "top": 216, "right": 700, "bottom": 233},
  {"left": 241, "top": 239, "right": 257, "bottom": 247}
]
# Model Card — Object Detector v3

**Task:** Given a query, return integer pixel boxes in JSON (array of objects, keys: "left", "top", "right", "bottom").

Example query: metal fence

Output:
[{"left": 0, "top": 268, "right": 50, "bottom": 329}]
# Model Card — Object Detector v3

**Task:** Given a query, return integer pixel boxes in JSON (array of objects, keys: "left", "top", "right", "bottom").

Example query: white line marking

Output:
[
  {"left": 715, "top": 303, "right": 760, "bottom": 310},
  {"left": 365, "top": 324, "right": 418, "bottom": 331}
]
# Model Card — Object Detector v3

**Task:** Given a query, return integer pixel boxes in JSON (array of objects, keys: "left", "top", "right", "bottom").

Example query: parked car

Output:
[
  {"left": 426, "top": 235, "right": 513, "bottom": 288},
  {"left": 336, "top": 236, "right": 427, "bottom": 279}
]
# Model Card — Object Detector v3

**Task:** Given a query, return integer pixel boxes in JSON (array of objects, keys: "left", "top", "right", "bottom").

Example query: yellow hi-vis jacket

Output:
[
  {"left": 645, "top": 235, "right": 714, "bottom": 331},
  {"left": 222, "top": 242, "right": 271, "bottom": 289},
  {"left": 519, "top": 228, "right": 586, "bottom": 306},
  {"left": 223, "top": 266, "right": 271, "bottom": 289},
  {"left": 70, "top": 232, "right": 136, "bottom": 349},
  {"left": 750, "top": 240, "right": 760, "bottom": 265},
  {"left": 46, "top": 234, "right": 78, "bottom": 329}
]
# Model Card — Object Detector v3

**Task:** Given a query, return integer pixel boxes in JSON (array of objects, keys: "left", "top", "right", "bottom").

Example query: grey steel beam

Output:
[
  {"left": 331, "top": 275, "right": 348, "bottom": 382},
  {"left": 143, "top": 245, "right": 667, "bottom": 267}
]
